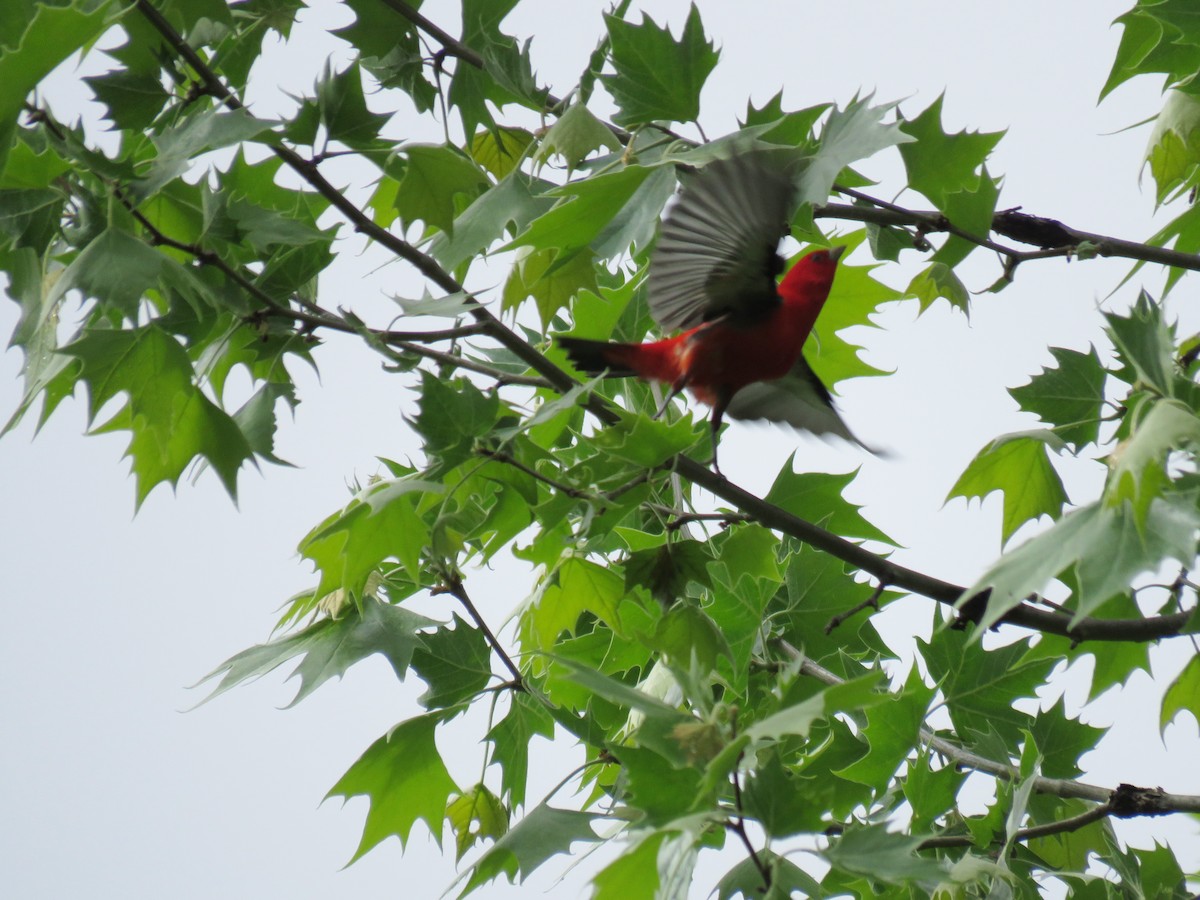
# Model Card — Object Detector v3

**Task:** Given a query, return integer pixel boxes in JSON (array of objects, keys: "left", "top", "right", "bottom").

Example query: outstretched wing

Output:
[
  {"left": 723, "top": 356, "right": 868, "bottom": 448},
  {"left": 648, "top": 153, "right": 795, "bottom": 333}
]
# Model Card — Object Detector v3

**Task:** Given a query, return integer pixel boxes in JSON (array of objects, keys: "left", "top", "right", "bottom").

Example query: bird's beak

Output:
[{"left": 829, "top": 245, "right": 847, "bottom": 262}]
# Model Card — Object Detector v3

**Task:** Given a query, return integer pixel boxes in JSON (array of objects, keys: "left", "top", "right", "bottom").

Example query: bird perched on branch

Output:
[{"left": 559, "top": 151, "right": 866, "bottom": 473}]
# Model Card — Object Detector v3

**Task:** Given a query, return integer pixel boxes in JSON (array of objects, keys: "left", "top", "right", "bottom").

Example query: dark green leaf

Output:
[
  {"left": 410, "top": 614, "right": 493, "bottom": 709},
  {"left": 460, "top": 801, "right": 599, "bottom": 894},
  {"left": 0, "top": 0, "right": 116, "bottom": 177},
  {"left": 64, "top": 325, "right": 254, "bottom": 504},
  {"left": 394, "top": 144, "right": 490, "bottom": 235},
  {"left": 823, "top": 825, "right": 949, "bottom": 889},
  {"left": 195, "top": 598, "right": 435, "bottom": 707},
  {"left": 765, "top": 462, "right": 893, "bottom": 544},
  {"left": 601, "top": 4, "right": 718, "bottom": 127},
  {"left": 1160, "top": 653, "right": 1200, "bottom": 735},
  {"left": 1009, "top": 346, "right": 1107, "bottom": 449},
  {"left": 1029, "top": 697, "right": 1106, "bottom": 779},
  {"left": 487, "top": 692, "right": 555, "bottom": 807}
]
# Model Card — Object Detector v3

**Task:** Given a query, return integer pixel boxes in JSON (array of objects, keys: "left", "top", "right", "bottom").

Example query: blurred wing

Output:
[
  {"left": 724, "top": 357, "right": 868, "bottom": 448},
  {"left": 648, "top": 153, "right": 795, "bottom": 332}
]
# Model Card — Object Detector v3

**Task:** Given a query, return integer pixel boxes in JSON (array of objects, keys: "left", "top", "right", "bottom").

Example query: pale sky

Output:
[{"left": 2, "top": 1, "right": 1197, "bottom": 897}]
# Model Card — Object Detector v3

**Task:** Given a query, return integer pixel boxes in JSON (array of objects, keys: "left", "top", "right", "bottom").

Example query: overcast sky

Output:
[{"left": 2, "top": 1, "right": 1197, "bottom": 897}]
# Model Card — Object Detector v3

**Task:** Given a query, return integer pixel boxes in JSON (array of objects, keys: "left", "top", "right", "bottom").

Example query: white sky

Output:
[{"left": 2, "top": 1, "right": 1198, "bottom": 897}]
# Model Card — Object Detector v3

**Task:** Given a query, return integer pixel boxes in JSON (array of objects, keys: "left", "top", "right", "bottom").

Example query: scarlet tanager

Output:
[{"left": 558, "top": 152, "right": 865, "bottom": 473}]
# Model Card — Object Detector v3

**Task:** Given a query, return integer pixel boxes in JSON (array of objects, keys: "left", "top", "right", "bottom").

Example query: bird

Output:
[{"left": 558, "top": 151, "right": 865, "bottom": 474}]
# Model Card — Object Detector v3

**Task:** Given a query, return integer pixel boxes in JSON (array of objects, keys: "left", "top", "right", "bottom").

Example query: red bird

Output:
[{"left": 559, "top": 152, "right": 864, "bottom": 473}]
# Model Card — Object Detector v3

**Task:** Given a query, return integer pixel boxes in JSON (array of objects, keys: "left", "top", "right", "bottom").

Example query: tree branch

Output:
[
  {"left": 916, "top": 802, "right": 1113, "bottom": 851},
  {"left": 819, "top": 190, "right": 1200, "bottom": 274},
  {"left": 799, "top": 656, "right": 1200, "bottom": 814},
  {"left": 435, "top": 571, "right": 525, "bottom": 689}
]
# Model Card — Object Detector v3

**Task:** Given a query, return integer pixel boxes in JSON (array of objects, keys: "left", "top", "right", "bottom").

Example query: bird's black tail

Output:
[{"left": 557, "top": 336, "right": 638, "bottom": 378}]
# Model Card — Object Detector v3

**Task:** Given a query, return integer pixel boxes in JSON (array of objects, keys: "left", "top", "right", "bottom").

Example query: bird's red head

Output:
[{"left": 777, "top": 245, "right": 846, "bottom": 307}]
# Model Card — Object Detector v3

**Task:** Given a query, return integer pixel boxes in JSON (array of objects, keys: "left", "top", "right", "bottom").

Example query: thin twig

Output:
[
  {"left": 824, "top": 581, "right": 886, "bottom": 635},
  {"left": 916, "top": 802, "right": 1113, "bottom": 851},
  {"left": 436, "top": 572, "right": 525, "bottom": 688},
  {"left": 476, "top": 447, "right": 596, "bottom": 499}
]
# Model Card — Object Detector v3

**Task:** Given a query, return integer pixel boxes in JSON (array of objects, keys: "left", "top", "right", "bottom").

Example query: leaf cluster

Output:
[{"left": 2, "top": 2, "right": 1199, "bottom": 898}]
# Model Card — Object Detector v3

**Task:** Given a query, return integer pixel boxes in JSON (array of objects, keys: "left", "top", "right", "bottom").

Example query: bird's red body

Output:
[
  {"left": 557, "top": 152, "right": 862, "bottom": 471},
  {"left": 587, "top": 252, "right": 836, "bottom": 407}
]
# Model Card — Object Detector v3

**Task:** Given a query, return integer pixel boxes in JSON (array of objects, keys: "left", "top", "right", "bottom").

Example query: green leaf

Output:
[
  {"left": 903, "top": 752, "right": 965, "bottom": 833},
  {"left": 0, "top": 0, "right": 117, "bottom": 177},
  {"left": 965, "top": 493, "right": 1200, "bottom": 630},
  {"left": 1009, "top": 346, "right": 1107, "bottom": 449},
  {"left": 502, "top": 245, "right": 598, "bottom": 328},
  {"left": 300, "top": 476, "right": 439, "bottom": 601},
  {"left": 1102, "top": 3, "right": 1200, "bottom": 99},
  {"left": 63, "top": 326, "right": 254, "bottom": 504},
  {"left": 780, "top": 543, "right": 889, "bottom": 664},
  {"left": 616, "top": 744, "right": 707, "bottom": 825},
  {"left": 314, "top": 59, "right": 392, "bottom": 149},
  {"left": 646, "top": 604, "right": 730, "bottom": 674},
  {"left": 907, "top": 261, "right": 970, "bottom": 315},
  {"left": 835, "top": 668, "right": 936, "bottom": 790},
  {"left": 805, "top": 233, "right": 899, "bottom": 387},
  {"left": 1104, "top": 399, "right": 1200, "bottom": 524},
  {"left": 2, "top": 245, "right": 78, "bottom": 433},
  {"left": 796, "top": 95, "right": 914, "bottom": 207},
  {"left": 741, "top": 754, "right": 819, "bottom": 840},
  {"left": 410, "top": 615, "right": 493, "bottom": 709},
  {"left": 1160, "top": 653, "right": 1200, "bottom": 735},
  {"left": 537, "top": 103, "right": 622, "bottom": 171},
  {"left": 507, "top": 164, "right": 665, "bottom": 260},
  {"left": 623, "top": 538, "right": 712, "bottom": 605},
  {"left": 334, "top": 0, "right": 423, "bottom": 87},
  {"left": 601, "top": 4, "right": 718, "bottom": 127},
  {"left": 1029, "top": 696, "right": 1106, "bottom": 779},
  {"left": 460, "top": 801, "right": 599, "bottom": 895},
  {"left": 921, "top": 628, "right": 1052, "bottom": 747},
  {"left": 1143, "top": 89, "right": 1200, "bottom": 204},
  {"left": 822, "top": 825, "right": 949, "bottom": 889},
  {"left": 448, "top": 784, "right": 508, "bottom": 863},
  {"left": 1105, "top": 291, "right": 1176, "bottom": 397},
  {"left": 410, "top": 372, "right": 500, "bottom": 470},
  {"left": 327, "top": 713, "right": 458, "bottom": 862},
  {"left": 519, "top": 557, "right": 627, "bottom": 654},
  {"left": 765, "top": 462, "right": 893, "bottom": 544},
  {"left": 84, "top": 68, "right": 171, "bottom": 132},
  {"left": 486, "top": 693, "right": 556, "bottom": 807},
  {"left": 947, "top": 430, "right": 1069, "bottom": 545},
  {"left": 591, "top": 409, "right": 702, "bottom": 468},
  {"left": 135, "top": 108, "right": 277, "bottom": 200},
  {"left": 469, "top": 126, "right": 533, "bottom": 179},
  {"left": 394, "top": 144, "right": 490, "bottom": 235},
  {"left": 717, "top": 850, "right": 821, "bottom": 900},
  {"left": 430, "top": 170, "right": 556, "bottom": 272},
  {"left": 745, "top": 671, "right": 884, "bottom": 743},
  {"left": 592, "top": 831, "right": 667, "bottom": 900},
  {"left": 899, "top": 94, "right": 1004, "bottom": 227},
  {"left": 195, "top": 598, "right": 436, "bottom": 707}
]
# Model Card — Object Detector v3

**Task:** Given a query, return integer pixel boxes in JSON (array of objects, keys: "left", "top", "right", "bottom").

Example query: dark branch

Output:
[{"left": 435, "top": 572, "right": 525, "bottom": 689}]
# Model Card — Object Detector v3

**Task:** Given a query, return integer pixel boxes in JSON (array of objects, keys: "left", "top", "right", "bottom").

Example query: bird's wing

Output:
[
  {"left": 648, "top": 153, "right": 795, "bottom": 332},
  {"left": 723, "top": 356, "right": 868, "bottom": 448}
]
